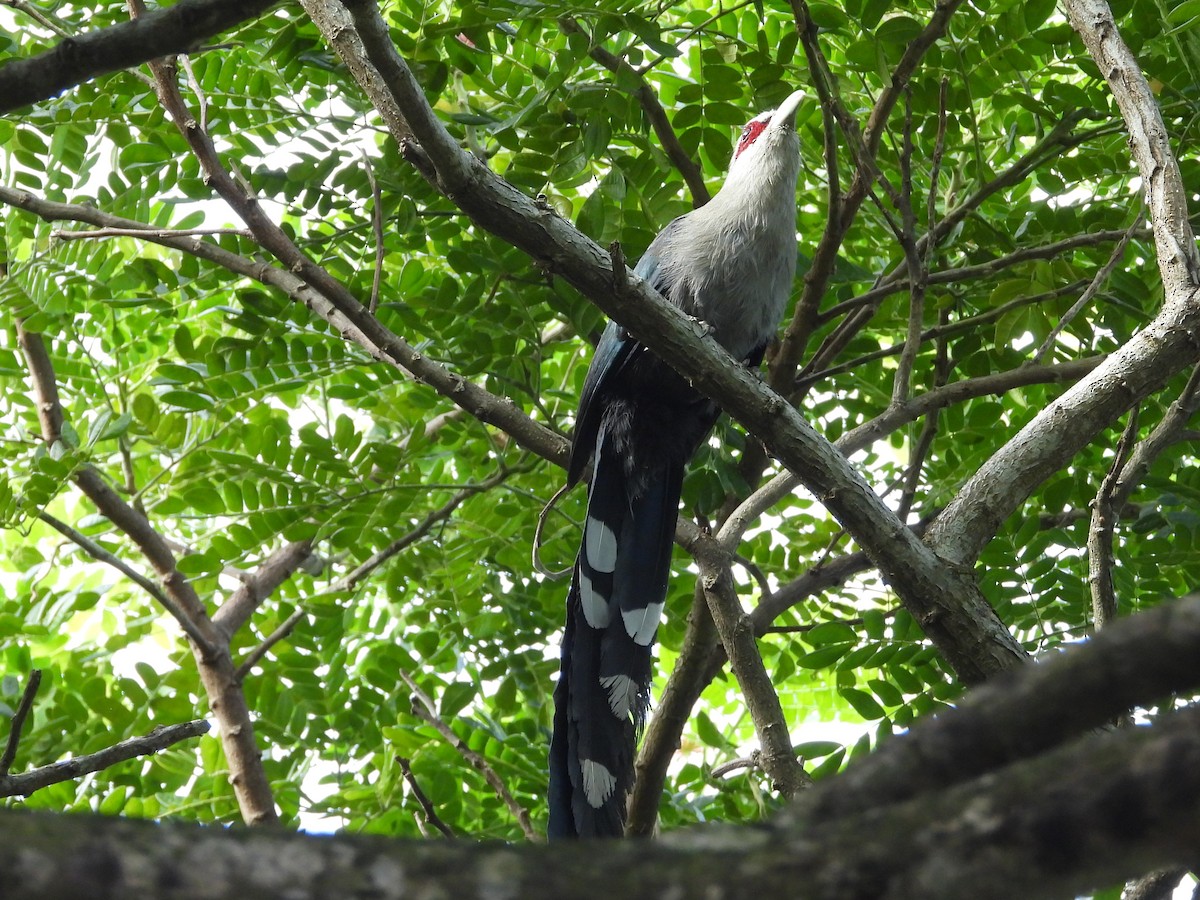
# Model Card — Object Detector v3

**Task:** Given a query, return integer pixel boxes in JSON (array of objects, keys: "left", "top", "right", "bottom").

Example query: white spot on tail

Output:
[
  {"left": 579, "top": 569, "right": 611, "bottom": 628},
  {"left": 585, "top": 516, "right": 618, "bottom": 573},
  {"left": 600, "top": 674, "right": 639, "bottom": 720},
  {"left": 622, "top": 601, "right": 664, "bottom": 646},
  {"left": 580, "top": 759, "right": 617, "bottom": 808}
]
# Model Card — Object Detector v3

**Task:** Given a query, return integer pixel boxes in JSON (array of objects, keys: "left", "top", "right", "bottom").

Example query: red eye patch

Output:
[{"left": 735, "top": 118, "right": 768, "bottom": 159}]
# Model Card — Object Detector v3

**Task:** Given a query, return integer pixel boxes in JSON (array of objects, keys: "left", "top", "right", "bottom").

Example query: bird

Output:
[{"left": 547, "top": 89, "right": 806, "bottom": 839}]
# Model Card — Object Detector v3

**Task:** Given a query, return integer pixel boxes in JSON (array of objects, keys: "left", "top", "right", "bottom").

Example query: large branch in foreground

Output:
[
  {"left": 338, "top": 0, "right": 1024, "bottom": 683},
  {"left": 6, "top": 593, "right": 1200, "bottom": 899},
  {"left": 791, "top": 593, "right": 1200, "bottom": 824},
  {"left": 0, "top": 0, "right": 275, "bottom": 114},
  {"left": 0, "top": 720, "right": 210, "bottom": 798}
]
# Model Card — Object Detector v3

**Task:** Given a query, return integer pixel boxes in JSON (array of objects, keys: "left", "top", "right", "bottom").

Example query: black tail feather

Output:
[{"left": 547, "top": 429, "right": 684, "bottom": 838}]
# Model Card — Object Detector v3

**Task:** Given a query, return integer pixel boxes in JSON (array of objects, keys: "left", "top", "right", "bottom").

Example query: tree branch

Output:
[
  {"left": 0, "top": 185, "right": 568, "bottom": 468},
  {"left": 796, "top": 593, "right": 1200, "bottom": 824},
  {"left": 398, "top": 671, "right": 541, "bottom": 843},
  {"left": 0, "top": 671, "right": 41, "bottom": 778},
  {"left": 16, "top": 322, "right": 277, "bottom": 826},
  {"left": 211, "top": 540, "right": 314, "bottom": 640},
  {"left": 560, "top": 17, "right": 710, "bottom": 207},
  {"left": 36, "top": 512, "right": 210, "bottom": 648},
  {"left": 720, "top": 357, "right": 1102, "bottom": 554},
  {"left": 335, "top": 467, "right": 515, "bottom": 594},
  {"left": 628, "top": 588, "right": 717, "bottom": 836},
  {"left": 235, "top": 609, "right": 305, "bottom": 681},
  {"left": 0, "top": 720, "right": 210, "bottom": 798},
  {"left": 397, "top": 756, "right": 457, "bottom": 839},
  {"left": 1089, "top": 410, "right": 1140, "bottom": 631},
  {"left": 687, "top": 534, "right": 811, "bottom": 800},
  {"left": 1032, "top": 213, "right": 1142, "bottom": 363},
  {"left": 7, "top": 591, "right": 1200, "bottom": 898},
  {"left": 0, "top": 0, "right": 275, "bottom": 113}
]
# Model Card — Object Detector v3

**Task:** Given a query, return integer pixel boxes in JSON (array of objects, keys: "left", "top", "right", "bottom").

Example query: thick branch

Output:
[
  {"left": 1063, "top": 0, "right": 1200, "bottom": 296},
  {"left": 794, "top": 593, "right": 1200, "bottom": 823},
  {"left": 211, "top": 540, "right": 314, "bottom": 640},
  {"left": 0, "top": 0, "right": 275, "bottom": 113},
  {"left": 4, "top": 691, "right": 1200, "bottom": 897}
]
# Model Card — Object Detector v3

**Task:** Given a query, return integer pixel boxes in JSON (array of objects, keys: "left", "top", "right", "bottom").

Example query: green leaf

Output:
[{"left": 841, "top": 688, "right": 886, "bottom": 720}]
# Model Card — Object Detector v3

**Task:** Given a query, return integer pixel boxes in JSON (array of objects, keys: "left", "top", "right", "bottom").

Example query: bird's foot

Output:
[{"left": 687, "top": 316, "right": 714, "bottom": 339}]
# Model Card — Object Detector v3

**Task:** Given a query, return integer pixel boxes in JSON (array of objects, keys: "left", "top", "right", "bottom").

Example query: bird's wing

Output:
[{"left": 566, "top": 216, "right": 688, "bottom": 486}]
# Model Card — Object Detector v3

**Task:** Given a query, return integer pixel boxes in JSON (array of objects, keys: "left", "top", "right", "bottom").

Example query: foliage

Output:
[{"left": 0, "top": 0, "right": 1198, "bottom": 871}]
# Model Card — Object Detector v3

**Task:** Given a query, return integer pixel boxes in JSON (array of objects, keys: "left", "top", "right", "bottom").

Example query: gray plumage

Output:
[{"left": 548, "top": 89, "right": 805, "bottom": 839}]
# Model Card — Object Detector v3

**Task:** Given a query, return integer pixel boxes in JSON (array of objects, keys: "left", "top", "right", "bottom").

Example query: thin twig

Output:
[
  {"left": 897, "top": 307, "right": 953, "bottom": 521},
  {"left": 925, "top": 77, "right": 950, "bottom": 270},
  {"left": 1111, "top": 364, "right": 1200, "bottom": 510},
  {"left": 560, "top": 17, "right": 710, "bottom": 207},
  {"left": 800, "top": 281, "right": 1090, "bottom": 390},
  {"left": 337, "top": 466, "right": 516, "bottom": 593},
  {"left": 397, "top": 756, "right": 457, "bottom": 839},
  {"left": 362, "top": 150, "right": 385, "bottom": 314},
  {"left": 398, "top": 670, "right": 542, "bottom": 842},
  {"left": 771, "top": 0, "right": 968, "bottom": 384},
  {"left": 819, "top": 229, "right": 1142, "bottom": 325},
  {"left": 890, "top": 87, "right": 927, "bottom": 404},
  {"left": 53, "top": 226, "right": 252, "bottom": 240},
  {"left": 36, "top": 511, "right": 196, "bottom": 633},
  {"left": 711, "top": 752, "right": 761, "bottom": 779},
  {"left": 0, "top": 670, "right": 42, "bottom": 777},
  {"left": 178, "top": 52, "right": 208, "bottom": 133},
  {"left": 2, "top": 0, "right": 71, "bottom": 37},
  {"left": 1089, "top": 410, "right": 1140, "bottom": 631},
  {"left": 532, "top": 481, "right": 573, "bottom": 580},
  {"left": 1032, "top": 212, "right": 1143, "bottom": 363},
  {"left": 235, "top": 608, "right": 306, "bottom": 680},
  {"left": 0, "top": 720, "right": 210, "bottom": 798}
]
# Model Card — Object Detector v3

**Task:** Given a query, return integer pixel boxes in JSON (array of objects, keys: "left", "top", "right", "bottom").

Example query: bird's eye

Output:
[{"left": 734, "top": 119, "right": 768, "bottom": 159}]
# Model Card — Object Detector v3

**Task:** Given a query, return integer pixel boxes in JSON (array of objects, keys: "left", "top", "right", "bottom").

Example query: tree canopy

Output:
[{"left": 2, "top": 0, "right": 1200, "bottom": 896}]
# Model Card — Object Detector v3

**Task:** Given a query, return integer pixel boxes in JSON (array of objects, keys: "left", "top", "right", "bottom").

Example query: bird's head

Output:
[{"left": 725, "top": 89, "right": 805, "bottom": 187}]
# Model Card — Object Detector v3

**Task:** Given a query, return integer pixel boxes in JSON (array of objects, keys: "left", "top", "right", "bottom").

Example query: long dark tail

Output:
[{"left": 548, "top": 430, "right": 683, "bottom": 838}]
